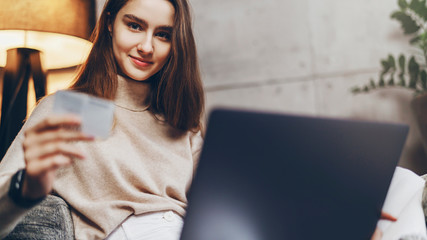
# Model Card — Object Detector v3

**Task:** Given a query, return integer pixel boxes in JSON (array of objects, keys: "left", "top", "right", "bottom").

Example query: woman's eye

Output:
[
  {"left": 156, "top": 32, "right": 171, "bottom": 41},
  {"left": 128, "top": 22, "right": 142, "bottom": 31}
]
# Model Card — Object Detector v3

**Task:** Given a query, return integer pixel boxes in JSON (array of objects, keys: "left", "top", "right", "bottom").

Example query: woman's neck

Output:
[{"left": 114, "top": 75, "right": 151, "bottom": 111}]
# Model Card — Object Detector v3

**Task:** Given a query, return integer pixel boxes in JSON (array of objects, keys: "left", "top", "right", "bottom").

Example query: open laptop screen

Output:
[{"left": 181, "top": 108, "right": 408, "bottom": 240}]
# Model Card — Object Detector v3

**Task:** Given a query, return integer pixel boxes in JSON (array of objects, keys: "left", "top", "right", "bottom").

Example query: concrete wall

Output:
[
  {"left": 189, "top": 0, "right": 427, "bottom": 173},
  {"left": 191, "top": 0, "right": 411, "bottom": 115}
]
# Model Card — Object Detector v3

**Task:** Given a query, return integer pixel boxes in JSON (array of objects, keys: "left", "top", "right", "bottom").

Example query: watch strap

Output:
[{"left": 8, "top": 169, "right": 45, "bottom": 208}]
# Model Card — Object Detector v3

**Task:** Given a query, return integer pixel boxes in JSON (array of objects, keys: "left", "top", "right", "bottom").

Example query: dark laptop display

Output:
[{"left": 181, "top": 108, "right": 408, "bottom": 240}]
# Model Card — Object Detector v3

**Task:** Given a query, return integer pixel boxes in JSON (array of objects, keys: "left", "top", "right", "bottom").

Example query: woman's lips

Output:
[{"left": 130, "top": 56, "right": 153, "bottom": 67}]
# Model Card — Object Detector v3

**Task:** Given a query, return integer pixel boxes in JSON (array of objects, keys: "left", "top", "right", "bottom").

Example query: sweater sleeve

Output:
[{"left": 0, "top": 95, "right": 54, "bottom": 238}]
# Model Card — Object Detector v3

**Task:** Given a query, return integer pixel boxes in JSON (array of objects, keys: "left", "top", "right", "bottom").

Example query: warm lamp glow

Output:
[
  {"left": 0, "top": 30, "right": 92, "bottom": 69},
  {"left": 0, "top": 0, "right": 96, "bottom": 160},
  {"left": 0, "top": 0, "right": 95, "bottom": 69}
]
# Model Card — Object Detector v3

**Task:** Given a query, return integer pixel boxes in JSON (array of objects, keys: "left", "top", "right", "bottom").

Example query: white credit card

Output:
[{"left": 52, "top": 90, "right": 115, "bottom": 138}]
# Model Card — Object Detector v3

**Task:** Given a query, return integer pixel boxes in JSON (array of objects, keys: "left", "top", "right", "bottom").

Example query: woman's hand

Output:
[
  {"left": 371, "top": 228, "right": 383, "bottom": 240},
  {"left": 371, "top": 211, "right": 397, "bottom": 240},
  {"left": 21, "top": 115, "right": 94, "bottom": 200}
]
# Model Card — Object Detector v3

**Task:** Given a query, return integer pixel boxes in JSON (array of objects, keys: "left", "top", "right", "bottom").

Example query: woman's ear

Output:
[
  {"left": 107, "top": 12, "right": 113, "bottom": 35},
  {"left": 108, "top": 25, "right": 113, "bottom": 36}
]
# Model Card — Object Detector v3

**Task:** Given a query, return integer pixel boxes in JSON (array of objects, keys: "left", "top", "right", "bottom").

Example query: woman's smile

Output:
[{"left": 129, "top": 55, "right": 154, "bottom": 68}]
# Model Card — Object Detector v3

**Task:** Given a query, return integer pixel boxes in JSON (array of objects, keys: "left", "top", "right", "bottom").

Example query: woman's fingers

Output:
[
  {"left": 26, "top": 155, "right": 73, "bottom": 176},
  {"left": 24, "top": 128, "right": 94, "bottom": 149},
  {"left": 371, "top": 228, "right": 383, "bottom": 240},
  {"left": 23, "top": 114, "right": 85, "bottom": 149},
  {"left": 25, "top": 142, "right": 85, "bottom": 177},
  {"left": 370, "top": 212, "right": 396, "bottom": 240},
  {"left": 26, "top": 114, "right": 81, "bottom": 134},
  {"left": 25, "top": 141, "right": 86, "bottom": 163},
  {"left": 380, "top": 211, "right": 397, "bottom": 222}
]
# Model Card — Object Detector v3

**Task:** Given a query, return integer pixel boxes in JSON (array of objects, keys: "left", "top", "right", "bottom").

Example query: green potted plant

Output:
[
  {"left": 354, "top": 0, "right": 427, "bottom": 172},
  {"left": 352, "top": 0, "right": 427, "bottom": 95}
]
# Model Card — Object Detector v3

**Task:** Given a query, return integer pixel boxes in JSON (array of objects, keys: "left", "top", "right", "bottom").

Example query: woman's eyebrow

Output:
[
  {"left": 158, "top": 26, "right": 173, "bottom": 32},
  {"left": 123, "top": 14, "right": 173, "bottom": 30},
  {"left": 123, "top": 14, "right": 148, "bottom": 27}
]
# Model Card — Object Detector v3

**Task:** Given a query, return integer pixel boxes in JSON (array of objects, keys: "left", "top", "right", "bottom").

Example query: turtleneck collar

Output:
[{"left": 114, "top": 75, "right": 151, "bottom": 112}]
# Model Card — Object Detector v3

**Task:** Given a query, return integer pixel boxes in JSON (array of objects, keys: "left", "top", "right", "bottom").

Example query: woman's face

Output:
[{"left": 110, "top": 0, "right": 174, "bottom": 81}]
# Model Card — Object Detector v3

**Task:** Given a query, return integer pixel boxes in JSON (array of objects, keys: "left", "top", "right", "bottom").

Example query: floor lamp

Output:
[{"left": 0, "top": 0, "right": 95, "bottom": 160}]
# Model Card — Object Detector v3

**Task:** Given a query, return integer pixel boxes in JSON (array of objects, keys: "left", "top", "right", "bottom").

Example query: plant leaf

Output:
[
  {"left": 391, "top": 11, "right": 420, "bottom": 34},
  {"left": 397, "top": 76, "right": 406, "bottom": 87},
  {"left": 399, "top": 0, "right": 409, "bottom": 9},
  {"left": 398, "top": 55, "right": 406, "bottom": 86},
  {"left": 408, "top": 56, "right": 420, "bottom": 88},
  {"left": 410, "top": 35, "right": 421, "bottom": 44},
  {"left": 399, "top": 54, "right": 406, "bottom": 74},
  {"left": 421, "top": 70, "right": 427, "bottom": 89},
  {"left": 408, "top": 0, "right": 427, "bottom": 21},
  {"left": 388, "top": 76, "right": 395, "bottom": 85},
  {"left": 363, "top": 85, "right": 370, "bottom": 92},
  {"left": 351, "top": 87, "right": 361, "bottom": 93},
  {"left": 381, "top": 59, "right": 391, "bottom": 74},
  {"left": 398, "top": 74, "right": 406, "bottom": 86},
  {"left": 388, "top": 54, "right": 396, "bottom": 69}
]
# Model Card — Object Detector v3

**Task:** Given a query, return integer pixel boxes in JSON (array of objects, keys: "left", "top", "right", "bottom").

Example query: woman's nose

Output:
[{"left": 137, "top": 35, "right": 153, "bottom": 54}]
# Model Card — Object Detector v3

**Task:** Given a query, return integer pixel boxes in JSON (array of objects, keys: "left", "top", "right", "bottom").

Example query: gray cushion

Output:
[{"left": 5, "top": 195, "right": 74, "bottom": 240}]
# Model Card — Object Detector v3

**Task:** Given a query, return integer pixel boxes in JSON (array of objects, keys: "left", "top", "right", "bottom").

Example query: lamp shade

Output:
[{"left": 0, "top": 0, "right": 95, "bottom": 69}]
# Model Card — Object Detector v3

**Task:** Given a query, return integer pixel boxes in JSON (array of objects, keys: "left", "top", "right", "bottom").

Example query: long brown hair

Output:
[{"left": 70, "top": 0, "right": 204, "bottom": 131}]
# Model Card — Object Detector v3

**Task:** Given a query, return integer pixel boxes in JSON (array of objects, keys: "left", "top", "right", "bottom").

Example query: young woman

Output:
[{"left": 0, "top": 0, "right": 204, "bottom": 239}]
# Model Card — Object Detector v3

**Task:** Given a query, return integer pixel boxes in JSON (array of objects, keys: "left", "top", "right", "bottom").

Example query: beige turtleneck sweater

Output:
[{"left": 0, "top": 77, "right": 204, "bottom": 239}]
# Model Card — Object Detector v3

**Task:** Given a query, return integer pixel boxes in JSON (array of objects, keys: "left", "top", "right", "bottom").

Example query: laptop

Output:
[{"left": 180, "top": 108, "right": 409, "bottom": 240}]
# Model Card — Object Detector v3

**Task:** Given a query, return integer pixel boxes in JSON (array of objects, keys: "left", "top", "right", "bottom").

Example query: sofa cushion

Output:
[{"left": 5, "top": 195, "right": 74, "bottom": 240}]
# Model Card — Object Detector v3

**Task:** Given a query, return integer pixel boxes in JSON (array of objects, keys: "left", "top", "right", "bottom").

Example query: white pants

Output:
[{"left": 106, "top": 211, "right": 184, "bottom": 240}]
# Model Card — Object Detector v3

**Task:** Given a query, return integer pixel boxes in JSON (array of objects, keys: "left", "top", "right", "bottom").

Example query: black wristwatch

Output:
[{"left": 8, "top": 169, "right": 45, "bottom": 208}]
